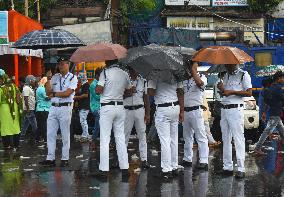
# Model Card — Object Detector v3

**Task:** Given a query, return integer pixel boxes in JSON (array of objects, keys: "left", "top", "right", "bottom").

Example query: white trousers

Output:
[
  {"left": 221, "top": 107, "right": 245, "bottom": 172},
  {"left": 183, "top": 108, "right": 209, "bottom": 164},
  {"left": 99, "top": 105, "right": 129, "bottom": 171},
  {"left": 46, "top": 106, "right": 72, "bottom": 161},
  {"left": 155, "top": 105, "right": 180, "bottom": 172},
  {"left": 79, "top": 109, "right": 89, "bottom": 138},
  {"left": 124, "top": 108, "right": 147, "bottom": 161}
]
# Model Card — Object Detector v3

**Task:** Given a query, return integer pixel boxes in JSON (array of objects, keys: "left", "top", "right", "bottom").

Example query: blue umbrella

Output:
[{"left": 12, "top": 29, "right": 85, "bottom": 49}]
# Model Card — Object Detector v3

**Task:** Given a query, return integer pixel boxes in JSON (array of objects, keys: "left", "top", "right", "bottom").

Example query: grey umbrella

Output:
[
  {"left": 12, "top": 29, "right": 85, "bottom": 49},
  {"left": 122, "top": 44, "right": 187, "bottom": 84}
]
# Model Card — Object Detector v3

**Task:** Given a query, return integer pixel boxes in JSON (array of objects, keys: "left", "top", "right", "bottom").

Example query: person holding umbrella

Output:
[
  {"left": 181, "top": 61, "right": 209, "bottom": 170},
  {"left": 124, "top": 67, "right": 151, "bottom": 169},
  {"left": 95, "top": 59, "right": 133, "bottom": 179},
  {"left": 217, "top": 64, "right": 252, "bottom": 179},
  {"left": 39, "top": 57, "right": 78, "bottom": 167},
  {"left": 147, "top": 75, "right": 184, "bottom": 180}
]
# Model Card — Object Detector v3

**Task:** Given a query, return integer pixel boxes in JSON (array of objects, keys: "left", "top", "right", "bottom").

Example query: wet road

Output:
[{"left": 0, "top": 137, "right": 283, "bottom": 197}]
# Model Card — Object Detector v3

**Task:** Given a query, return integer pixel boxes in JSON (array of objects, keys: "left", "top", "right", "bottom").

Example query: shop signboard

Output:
[
  {"left": 165, "top": 0, "right": 210, "bottom": 6},
  {"left": 167, "top": 17, "right": 214, "bottom": 30},
  {"left": 212, "top": 0, "right": 248, "bottom": 6}
]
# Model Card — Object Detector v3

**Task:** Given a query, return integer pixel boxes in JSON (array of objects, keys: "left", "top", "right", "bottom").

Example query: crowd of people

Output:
[{"left": 3, "top": 54, "right": 284, "bottom": 182}]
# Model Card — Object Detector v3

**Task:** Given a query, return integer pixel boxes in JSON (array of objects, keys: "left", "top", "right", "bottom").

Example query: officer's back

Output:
[{"left": 99, "top": 66, "right": 131, "bottom": 102}]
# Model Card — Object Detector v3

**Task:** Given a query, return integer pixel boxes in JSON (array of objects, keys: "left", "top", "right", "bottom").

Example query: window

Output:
[{"left": 255, "top": 52, "right": 272, "bottom": 67}]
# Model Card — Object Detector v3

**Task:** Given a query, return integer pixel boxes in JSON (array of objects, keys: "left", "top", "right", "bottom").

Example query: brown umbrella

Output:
[
  {"left": 70, "top": 43, "right": 127, "bottom": 63},
  {"left": 192, "top": 46, "right": 254, "bottom": 65}
]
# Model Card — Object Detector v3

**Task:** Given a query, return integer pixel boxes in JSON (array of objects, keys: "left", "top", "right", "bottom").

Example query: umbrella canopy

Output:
[
  {"left": 13, "top": 29, "right": 85, "bottom": 49},
  {"left": 256, "top": 65, "right": 284, "bottom": 77},
  {"left": 122, "top": 44, "right": 186, "bottom": 83},
  {"left": 192, "top": 46, "right": 254, "bottom": 65},
  {"left": 70, "top": 43, "right": 127, "bottom": 63}
]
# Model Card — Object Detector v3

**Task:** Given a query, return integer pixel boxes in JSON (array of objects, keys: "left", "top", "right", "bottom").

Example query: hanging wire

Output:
[{"left": 190, "top": 2, "right": 284, "bottom": 37}]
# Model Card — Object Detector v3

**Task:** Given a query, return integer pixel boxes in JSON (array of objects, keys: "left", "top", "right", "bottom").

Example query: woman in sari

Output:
[{"left": 0, "top": 69, "right": 22, "bottom": 150}]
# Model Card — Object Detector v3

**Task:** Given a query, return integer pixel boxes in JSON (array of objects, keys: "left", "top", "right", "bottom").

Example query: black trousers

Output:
[
  {"left": 2, "top": 134, "right": 20, "bottom": 148},
  {"left": 36, "top": 111, "right": 49, "bottom": 141}
]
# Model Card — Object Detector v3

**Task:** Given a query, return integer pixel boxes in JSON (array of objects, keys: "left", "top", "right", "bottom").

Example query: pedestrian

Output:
[
  {"left": 202, "top": 95, "right": 220, "bottom": 147},
  {"left": 36, "top": 77, "right": 51, "bottom": 142},
  {"left": 0, "top": 69, "right": 22, "bottom": 150},
  {"left": 74, "top": 73, "right": 90, "bottom": 142},
  {"left": 181, "top": 61, "right": 209, "bottom": 170},
  {"left": 147, "top": 74, "right": 184, "bottom": 180},
  {"left": 89, "top": 68, "right": 102, "bottom": 149},
  {"left": 39, "top": 57, "right": 78, "bottom": 167},
  {"left": 254, "top": 71, "right": 284, "bottom": 155},
  {"left": 217, "top": 64, "right": 252, "bottom": 179},
  {"left": 95, "top": 59, "right": 132, "bottom": 179},
  {"left": 21, "top": 75, "right": 38, "bottom": 142},
  {"left": 124, "top": 67, "right": 150, "bottom": 169}
]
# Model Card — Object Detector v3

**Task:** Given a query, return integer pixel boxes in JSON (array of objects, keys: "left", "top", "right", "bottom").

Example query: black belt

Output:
[
  {"left": 184, "top": 105, "right": 201, "bottom": 112},
  {"left": 157, "top": 101, "right": 179, "bottom": 107},
  {"left": 222, "top": 104, "right": 243, "bottom": 109},
  {"left": 52, "top": 102, "right": 72, "bottom": 107},
  {"left": 124, "top": 105, "right": 144, "bottom": 110},
  {"left": 101, "top": 101, "right": 123, "bottom": 106}
]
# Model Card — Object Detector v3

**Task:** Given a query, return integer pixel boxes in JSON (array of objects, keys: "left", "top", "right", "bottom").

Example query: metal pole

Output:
[
  {"left": 11, "top": 0, "right": 15, "bottom": 10},
  {"left": 37, "top": 0, "right": 41, "bottom": 22},
  {"left": 25, "top": 0, "right": 29, "bottom": 16}
]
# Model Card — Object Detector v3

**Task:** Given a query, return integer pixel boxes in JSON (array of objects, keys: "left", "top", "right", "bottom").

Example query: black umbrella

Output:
[
  {"left": 122, "top": 44, "right": 187, "bottom": 84},
  {"left": 12, "top": 29, "right": 86, "bottom": 49}
]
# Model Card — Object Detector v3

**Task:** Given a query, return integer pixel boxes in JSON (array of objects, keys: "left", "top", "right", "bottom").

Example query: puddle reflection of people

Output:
[
  {"left": 0, "top": 158, "right": 21, "bottom": 195},
  {"left": 219, "top": 176, "right": 244, "bottom": 197},
  {"left": 184, "top": 169, "right": 209, "bottom": 197},
  {"left": 161, "top": 179, "right": 180, "bottom": 197},
  {"left": 136, "top": 171, "right": 148, "bottom": 196},
  {"left": 96, "top": 172, "right": 129, "bottom": 197},
  {"left": 39, "top": 170, "right": 75, "bottom": 196}
]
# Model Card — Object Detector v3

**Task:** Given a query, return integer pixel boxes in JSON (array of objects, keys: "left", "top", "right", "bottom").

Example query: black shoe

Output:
[
  {"left": 93, "top": 170, "right": 109, "bottom": 179},
  {"left": 141, "top": 160, "right": 150, "bottom": 169},
  {"left": 60, "top": 160, "right": 69, "bottom": 167},
  {"left": 219, "top": 170, "right": 234, "bottom": 176},
  {"left": 39, "top": 160, "right": 56, "bottom": 167},
  {"left": 172, "top": 169, "right": 180, "bottom": 177},
  {"left": 162, "top": 172, "right": 173, "bottom": 181},
  {"left": 180, "top": 160, "right": 192, "bottom": 167},
  {"left": 197, "top": 163, "right": 208, "bottom": 171},
  {"left": 235, "top": 171, "right": 245, "bottom": 179}
]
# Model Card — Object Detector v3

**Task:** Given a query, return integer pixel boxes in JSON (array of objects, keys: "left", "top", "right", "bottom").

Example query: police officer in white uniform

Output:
[
  {"left": 96, "top": 60, "right": 132, "bottom": 179},
  {"left": 181, "top": 62, "right": 209, "bottom": 170},
  {"left": 217, "top": 64, "right": 252, "bottom": 179},
  {"left": 148, "top": 78, "right": 184, "bottom": 180},
  {"left": 124, "top": 67, "right": 150, "bottom": 169},
  {"left": 40, "top": 57, "right": 78, "bottom": 167}
]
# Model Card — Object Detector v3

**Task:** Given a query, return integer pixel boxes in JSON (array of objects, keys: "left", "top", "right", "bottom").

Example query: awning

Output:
[{"left": 0, "top": 44, "right": 43, "bottom": 58}]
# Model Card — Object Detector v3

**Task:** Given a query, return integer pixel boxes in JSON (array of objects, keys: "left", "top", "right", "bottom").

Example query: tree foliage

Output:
[
  {"left": 247, "top": 0, "right": 283, "bottom": 13},
  {"left": 0, "top": 0, "right": 57, "bottom": 19},
  {"left": 120, "top": 0, "right": 163, "bottom": 22}
]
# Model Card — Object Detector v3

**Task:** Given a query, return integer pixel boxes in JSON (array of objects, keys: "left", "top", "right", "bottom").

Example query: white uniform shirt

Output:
[
  {"left": 148, "top": 80, "right": 183, "bottom": 105},
  {"left": 22, "top": 85, "right": 36, "bottom": 110},
  {"left": 51, "top": 72, "right": 78, "bottom": 103},
  {"left": 124, "top": 77, "right": 146, "bottom": 106},
  {"left": 184, "top": 74, "right": 207, "bottom": 107},
  {"left": 221, "top": 69, "right": 252, "bottom": 105},
  {"left": 98, "top": 65, "right": 132, "bottom": 103}
]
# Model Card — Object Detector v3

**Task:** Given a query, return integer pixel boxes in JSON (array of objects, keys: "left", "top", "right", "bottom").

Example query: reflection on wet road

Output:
[{"left": 0, "top": 138, "right": 283, "bottom": 197}]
